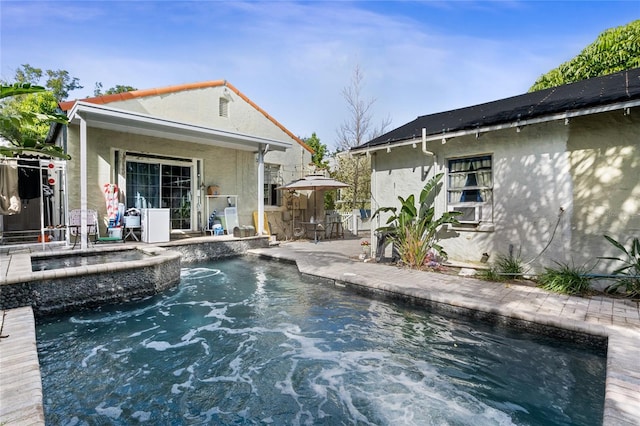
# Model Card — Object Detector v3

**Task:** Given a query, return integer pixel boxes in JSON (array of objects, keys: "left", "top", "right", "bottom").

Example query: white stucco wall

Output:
[
  {"left": 65, "top": 85, "right": 313, "bottom": 237},
  {"left": 106, "top": 86, "right": 300, "bottom": 146},
  {"left": 66, "top": 127, "right": 258, "bottom": 232},
  {"left": 567, "top": 112, "right": 640, "bottom": 273},
  {"left": 444, "top": 121, "right": 572, "bottom": 271},
  {"left": 370, "top": 111, "right": 639, "bottom": 274}
]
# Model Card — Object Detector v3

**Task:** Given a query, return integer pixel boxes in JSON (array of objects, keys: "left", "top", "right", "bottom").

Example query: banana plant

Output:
[
  {"left": 373, "top": 173, "right": 461, "bottom": 268},
  {"left": 0, "top": 83, "right": 70, "bottom": 159}
]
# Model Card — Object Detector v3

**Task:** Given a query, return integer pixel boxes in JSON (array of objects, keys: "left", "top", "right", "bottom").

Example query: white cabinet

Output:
[
  {"left": 140, "top": 208, "right": 170, "bottom": 243},
  {"left": 205, "top": 195, "right": 238, "bottom": 234}
]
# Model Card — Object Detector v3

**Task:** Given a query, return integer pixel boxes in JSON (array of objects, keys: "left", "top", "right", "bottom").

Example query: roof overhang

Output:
[
  {"left": 66, "top": 101, "right": 291, "bottom": 152},
  {"left": 351, "top": 99, "right": 640, "bottom": 156}
]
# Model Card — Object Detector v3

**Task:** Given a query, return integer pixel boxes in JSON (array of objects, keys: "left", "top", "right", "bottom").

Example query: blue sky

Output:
[{"left": 1, "top": 1, "right": 638, "bottom": 149}]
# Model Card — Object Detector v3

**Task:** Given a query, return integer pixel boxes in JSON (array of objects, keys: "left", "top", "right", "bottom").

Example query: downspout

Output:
[
  {"left": 257, "top": 144, "right": 269, "bottom": 235},
  {"left": 79, "top": 114, "right": 88, "bottom": 249},
  {"left": 422, "top": 128, "right": 434, "bottom": 156}
]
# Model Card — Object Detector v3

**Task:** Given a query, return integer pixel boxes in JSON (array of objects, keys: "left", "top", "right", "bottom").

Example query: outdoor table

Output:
[
  {"left": 300, "top": 221, "right": 325, "bottom": 243},
  {"left": 124, "top": 224, "right": 140, "bottom": 241}
]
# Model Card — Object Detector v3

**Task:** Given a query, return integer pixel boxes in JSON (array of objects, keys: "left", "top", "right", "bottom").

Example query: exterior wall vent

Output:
[{"left": 219, "top": 97, "right": 229, "bottom": 118}]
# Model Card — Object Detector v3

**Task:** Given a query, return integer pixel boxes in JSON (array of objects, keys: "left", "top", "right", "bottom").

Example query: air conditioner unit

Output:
[{"left": 449, "top": 205, "right": 481, "bottom": 224}]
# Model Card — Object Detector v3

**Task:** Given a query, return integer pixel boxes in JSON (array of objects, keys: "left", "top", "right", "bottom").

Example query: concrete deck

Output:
[
  {"left": 0, "top": 307, "right": 45, "bottom": 425},
  {"left": 1, "top": 236, "right": 639, "bottom": 425}
]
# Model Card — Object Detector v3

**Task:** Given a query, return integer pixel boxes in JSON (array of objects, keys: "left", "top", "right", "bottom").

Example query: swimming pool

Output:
[{"left": 37, "top": 257, "right": 605, "bottom": 425}]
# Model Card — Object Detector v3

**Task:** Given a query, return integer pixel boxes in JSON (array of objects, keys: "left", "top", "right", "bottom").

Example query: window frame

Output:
[
  {"left": 264, "top": 163, "right": 282, "bottom": 207},
  {"left": 447, "top": 154, "right": 493, "bottom": 225},
  {"left": 123, "top": 153, "right": 197, "bottom": 231}
]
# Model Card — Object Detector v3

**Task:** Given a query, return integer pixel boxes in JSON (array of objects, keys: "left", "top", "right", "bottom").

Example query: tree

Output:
[
  {"left": 336, "top": 64, "right": 391, "bottom": 151},
  {"left": 303, "top": 132, "right": 338, "bottom": 209},
  {"left": 14, "top": 64, "right": 43, "bottom": 85},
  {"left": 94, "top": 82, "right": 138, "bottom": 96},
  {"left": 9, "top": 64, "right": 84, "bottom": 101},
  {"left": 333, "top": 153, "right": 369, "bottom": 209},
  {"left": 45, "top": 69, "right": 83, "bottom": 101},
  {"left": 1, "top": 64, "right": 81, "bottom": 146},
  {"left": 304, "top": 132, "right": 329, "bottom": 171},
  {"left": 530, "top": 20, "right": 640, "bottom": 91},
  {"left": 335, "top": 64, "right": 391, "bottom": 210},
  {"left": 0, "top": 65, "right": 79, "bottom": 158},
  {"left": 0, "top": 83, "right": 69, "bottom": 159}
]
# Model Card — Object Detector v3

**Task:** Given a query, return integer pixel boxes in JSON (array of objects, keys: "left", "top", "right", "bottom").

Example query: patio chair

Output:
[{"left": 68, "top": 209, "right": 98, "bottom": 248}]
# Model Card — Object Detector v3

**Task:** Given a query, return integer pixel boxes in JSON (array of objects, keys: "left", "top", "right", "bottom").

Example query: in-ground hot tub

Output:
[
  {"left": 0, "top": 246, "right": 181, "bottom": 315},
  {"left": 31, "top": 247, "right": 150, "bottom": 271}
]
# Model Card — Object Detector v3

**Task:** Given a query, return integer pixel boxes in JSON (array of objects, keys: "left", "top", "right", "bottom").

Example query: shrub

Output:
[
  {"left": 538, "top": 262, "right": 592, "bottom": 295},
  {"left": 599, "top": 235, "right": 640, "bottom": 298},
  {"left": 477, "top": 267, "right": 504, "bottom": 282},
  {"left": 373, "top": 173, "right": 461, "bottom": 269},
  {"left": 476, "top": 252, "right": 525, "bottom": 282},
  {"left": 493, "top": 252, "right": 525, "bottom": 277}
]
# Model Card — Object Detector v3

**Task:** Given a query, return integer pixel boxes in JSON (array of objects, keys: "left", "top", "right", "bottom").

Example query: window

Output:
[
  {"left": 448, "top": 155, "right": 492, "bottom": 224},
  {"left": 264, "top": 164, "right": 282, "bottom": 206},
  {"left": 219, "top": 97, "right": 229, "bottom": 118}
]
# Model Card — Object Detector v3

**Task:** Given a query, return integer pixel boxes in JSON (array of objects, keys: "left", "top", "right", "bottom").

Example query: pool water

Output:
[
  {"left": 37, "top": 257, "right": 606, "bottom": 425},
  {"left": 31, "top": 249, "right": 148, "bottom": 271}
]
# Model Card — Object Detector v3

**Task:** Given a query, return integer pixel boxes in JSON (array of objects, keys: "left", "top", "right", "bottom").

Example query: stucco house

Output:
[
  {"left": 351, "top": 68, "right": 640, "bottom": 275},
  {"left": 57, "top": 81, "right": 314, "bottom": 247}
]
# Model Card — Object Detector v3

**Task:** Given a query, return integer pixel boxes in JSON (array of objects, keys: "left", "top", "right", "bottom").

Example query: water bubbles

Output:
[
  {"left": 180, "top": 267, "right": 221, "bottom": 279},
  {"left": 38, "top": 258, "right": 605, "bottom": 425}
]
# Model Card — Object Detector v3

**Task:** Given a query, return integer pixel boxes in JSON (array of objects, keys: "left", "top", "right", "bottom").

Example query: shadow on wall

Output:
[
  {"left": 489, "top": 113, "right": 639, "bottom": 275},
  {"left": 568, "top": 113, "right": 640, "bottom": 273}
]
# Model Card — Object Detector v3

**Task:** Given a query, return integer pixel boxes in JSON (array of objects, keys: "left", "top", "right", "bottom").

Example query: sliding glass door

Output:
[
  {"left": 162, "top": 164, "right": 192, "bottom": 230},
  {"left": 125, "top": 159, "right": 192, "bottom": 230}
]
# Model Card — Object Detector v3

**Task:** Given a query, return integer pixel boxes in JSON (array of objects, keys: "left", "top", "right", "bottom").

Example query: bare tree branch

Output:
[
  {"left": 336, "top": 64, "right": 381, "bottom": 150},
  {"left": 334, "top": 64, "right": 390, "bottom": 210}
]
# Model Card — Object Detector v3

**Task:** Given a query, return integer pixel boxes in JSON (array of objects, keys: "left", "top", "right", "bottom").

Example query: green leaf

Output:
[
  {"left": 0, "top": 83, "right": 46, "bottom": 99},
  {"left": 604, "top": 234, "right": 630, "bottom": 257}
]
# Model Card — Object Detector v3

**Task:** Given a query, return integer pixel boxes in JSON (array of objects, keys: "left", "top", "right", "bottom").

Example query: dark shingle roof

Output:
[{"left": 357, "top": 67, "right": 640, "bottom": 149}]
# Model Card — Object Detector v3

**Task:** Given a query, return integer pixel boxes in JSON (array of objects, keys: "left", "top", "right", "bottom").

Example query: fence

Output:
[{"left": 340, "top": 209, "right": 372, "bottom": 236}]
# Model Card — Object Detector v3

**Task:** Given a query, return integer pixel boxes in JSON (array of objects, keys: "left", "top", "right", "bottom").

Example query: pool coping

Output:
[
  {"left": 247, "top": 245, "right": 640, "bottom": 426},
  {"left": 3, "top": 245, "right": 176, "bottom": 285},
  {"left": 0, "top": 245, "right": 183, "bottom": 316}
]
